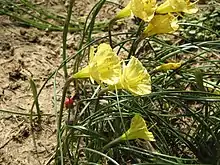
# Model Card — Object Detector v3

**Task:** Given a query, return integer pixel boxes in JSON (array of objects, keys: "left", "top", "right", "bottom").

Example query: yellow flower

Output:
[
  {"left": 73, "top": 43, "right": 121, "bottom": 85},
  {"left": 114, "top": 1, "right": 132, "bottom": 20},
  {"left": 120, "top": 114, "right": 155, "bottom": 141},
  {"left": 143, "top": 14, "right": 179, "bottom": 36},
  {"left": 156, "top": 0, "right": 199, "bottom": 14},
  {"left": 115, "top": 0, "right": 157, "bottom": 22},
  {"left": 155, "top": 62, "right": 182, "bottom": 71},
  {"left": 115, "top": 56, "right": 151, "bottom": 96}
]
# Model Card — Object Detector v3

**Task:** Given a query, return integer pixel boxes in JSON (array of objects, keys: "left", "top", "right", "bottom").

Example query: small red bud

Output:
[{"left": 64, "top": 97, "right": 74, "bottom": 108}]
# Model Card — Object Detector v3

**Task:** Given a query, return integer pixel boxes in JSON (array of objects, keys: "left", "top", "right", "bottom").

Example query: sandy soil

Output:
[
  {"left": 0, "top": 16, "right": 63, "bottom": 165},
  {"left": 0, "top": 0, "right": 126, "bottom": 164}
]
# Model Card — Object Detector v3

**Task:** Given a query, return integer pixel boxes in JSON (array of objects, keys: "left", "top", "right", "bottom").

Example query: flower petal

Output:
[
  {"left": 115, "top": 0, "right": 157, "bottom": 22},
  {"left": 183, "top": 0, "right": 199, "bottom": 14},
  {"left": 143, "top": 14, "right": 179, "bottom": 36},
  {"left": 130, "top": 0, "right": 157, "bottom": 22},
  {"left": 91, "top": 43, "right": 121, "bottom": 85},
  {"left": 156, "top": 0, "right": 198, "bottom": 14},
  {"left": 89, "top": 46, "right": 95, "bottom": 62}
]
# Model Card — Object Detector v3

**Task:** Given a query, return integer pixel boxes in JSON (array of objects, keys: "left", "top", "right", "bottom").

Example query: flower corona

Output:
[{"left": 120, "top": 114, "right": 155, "bottom": 141}]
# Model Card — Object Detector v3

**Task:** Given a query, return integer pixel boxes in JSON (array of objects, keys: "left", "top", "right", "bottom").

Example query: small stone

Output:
[{"left": 20, "top": 29, "right": 27, "bottom": 36}]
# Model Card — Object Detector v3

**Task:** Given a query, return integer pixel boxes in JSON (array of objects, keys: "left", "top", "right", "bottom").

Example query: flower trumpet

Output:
[
  {"left": 102, "top": 114, "right": 155, "bottom": 151},
  {"left": 114, "top": 56, "right": 151, "bottom": 96},
  {"left": 120, "top": 114, "right": 155, "bottom": 141},
  {"left": 143, "top": 14, "right": 179, "bottom": 36},
  {"left": 73, "top": 43, "right": 121, "bottom": 85}
]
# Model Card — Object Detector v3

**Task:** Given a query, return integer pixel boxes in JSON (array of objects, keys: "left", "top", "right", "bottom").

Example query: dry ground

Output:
[
  {"left": 0, "top": 0, "right": 126, "bottom": 164},
  {"left": 0, "top": 16, "right": 63, "bottom": 165}
]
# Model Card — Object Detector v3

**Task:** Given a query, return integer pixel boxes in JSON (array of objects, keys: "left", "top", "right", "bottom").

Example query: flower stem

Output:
[
  {"left": 102, "top": 137, "right": 122, "bottom": 151},
  {"left": 108, "top": 19, "right": 116, "bottom": 47},
  {"left": 127, "top": 35, "right": 144, "bottom": 59},
  {"left": 58, "top": 77, "right": 75, "bottom": 131},
  {"left": 127, "top": 21, "right": 145, "bottom": 59},
  {"left": 56, "top": 77, "right": 74, "bottom": 164},
  {"left": 62, "top": 0, "right": 75, "bottom": 79},
  {"left": 94, "top": 87, "right": 110, "bottom": 112}
]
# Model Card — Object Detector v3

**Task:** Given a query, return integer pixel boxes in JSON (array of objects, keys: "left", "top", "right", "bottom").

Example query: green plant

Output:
[
  {"left": 1, "top": 0, "right": 219, "bottom": 164},
  {"left": 51, "top": 0, "right": 220, "bottom": 164}
]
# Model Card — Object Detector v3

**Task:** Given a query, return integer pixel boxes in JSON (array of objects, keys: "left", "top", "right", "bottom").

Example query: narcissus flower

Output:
[
  {"left": 115, "top": 56, "right": 151, "bottom": 96},
  {"left": 73, "top": 43, "right": 121, "bottom": 85},
  {"left": 155, "top": 62, "right": 182, "bottom": 71},
  {"left": 156, "top": 0, "right": 199, "bottom": 14},
  {"left": 143, "top": 14, "right": 179, "bottom": 36},
  {"left": 115, "top": 0, "right": 157, "bottom": 22},
  {"left": 120, "top": 114, "right": 155, "bottom": 141}
]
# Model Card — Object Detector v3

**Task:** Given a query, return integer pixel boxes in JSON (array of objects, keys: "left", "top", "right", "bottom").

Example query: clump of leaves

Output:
[{"left": 179, "top": 4, "right": 220, "bottom": 41}]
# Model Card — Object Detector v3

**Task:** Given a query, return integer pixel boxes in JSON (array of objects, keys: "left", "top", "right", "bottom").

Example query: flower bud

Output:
[{"left": 64, "top": 97, "right": 74, "bottom": 109}]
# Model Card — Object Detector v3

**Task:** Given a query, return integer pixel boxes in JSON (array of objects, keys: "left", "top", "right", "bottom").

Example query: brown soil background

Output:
[{"left": 0, "top": 0, "right": 128, "bottom": 164}]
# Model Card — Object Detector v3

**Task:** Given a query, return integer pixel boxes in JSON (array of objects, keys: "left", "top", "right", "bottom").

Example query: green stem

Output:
[
  {"left": 127, "top": 35, "right": 144, "bottom": 59},
  {"left": 127, "top": 21, "right": 145, "bottom": 59},
  {"left": 74, "top": 137, "right": 82, "bottom": 165},
  {"left": 62, "top": 0, "right": 75, "bottom": 79},
  {"left": 0, "top": 108, "right": 53, "bottom": 116},
  {"left": 56, "top": 77, "right": 74, "bottom": 164},
  {"left": 94, "top": 87, "right": 110, "bottom": 112},
  {"left": 29, "top": 78, "right": 41, "bottom": 125},
  {"left": 20, "top": 0, "right": 67, "bottom": 25},
  {"left": 57, "top": 77, "right": 75, "bottom": 132},
  {"left": 108, "top": 19, "right": 116, "bottom": 47},
  {"left": 102, "top": 137, "right": 122, "bottom": 151},
  {"left": 86, "top": 0, "right": 106, "bottom": 43},
  {"left": 88, "top": 87, "right": 109, "bottom": 139}
]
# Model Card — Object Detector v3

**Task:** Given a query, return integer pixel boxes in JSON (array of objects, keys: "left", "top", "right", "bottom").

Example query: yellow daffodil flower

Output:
[
  {"left": 115, "top": 0, "right": 157, "bottom": 22},
  {"left": 120, "top": 114, "right": 155, "bottom": 141},
  {"left": 73, "top": 43, "right": 121, "bottom": 85},
  {"left": 155, "top": 62, "right": 182, "bottom": 71},
  {"left": 143, "top": 14, "right": 179, "bottom": 36},
  {"left": 114, "top": 56, "right": 151, "bottom": 96},
  {"left": 156, "top": 0, "right": 199, "bottom": 14}
]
